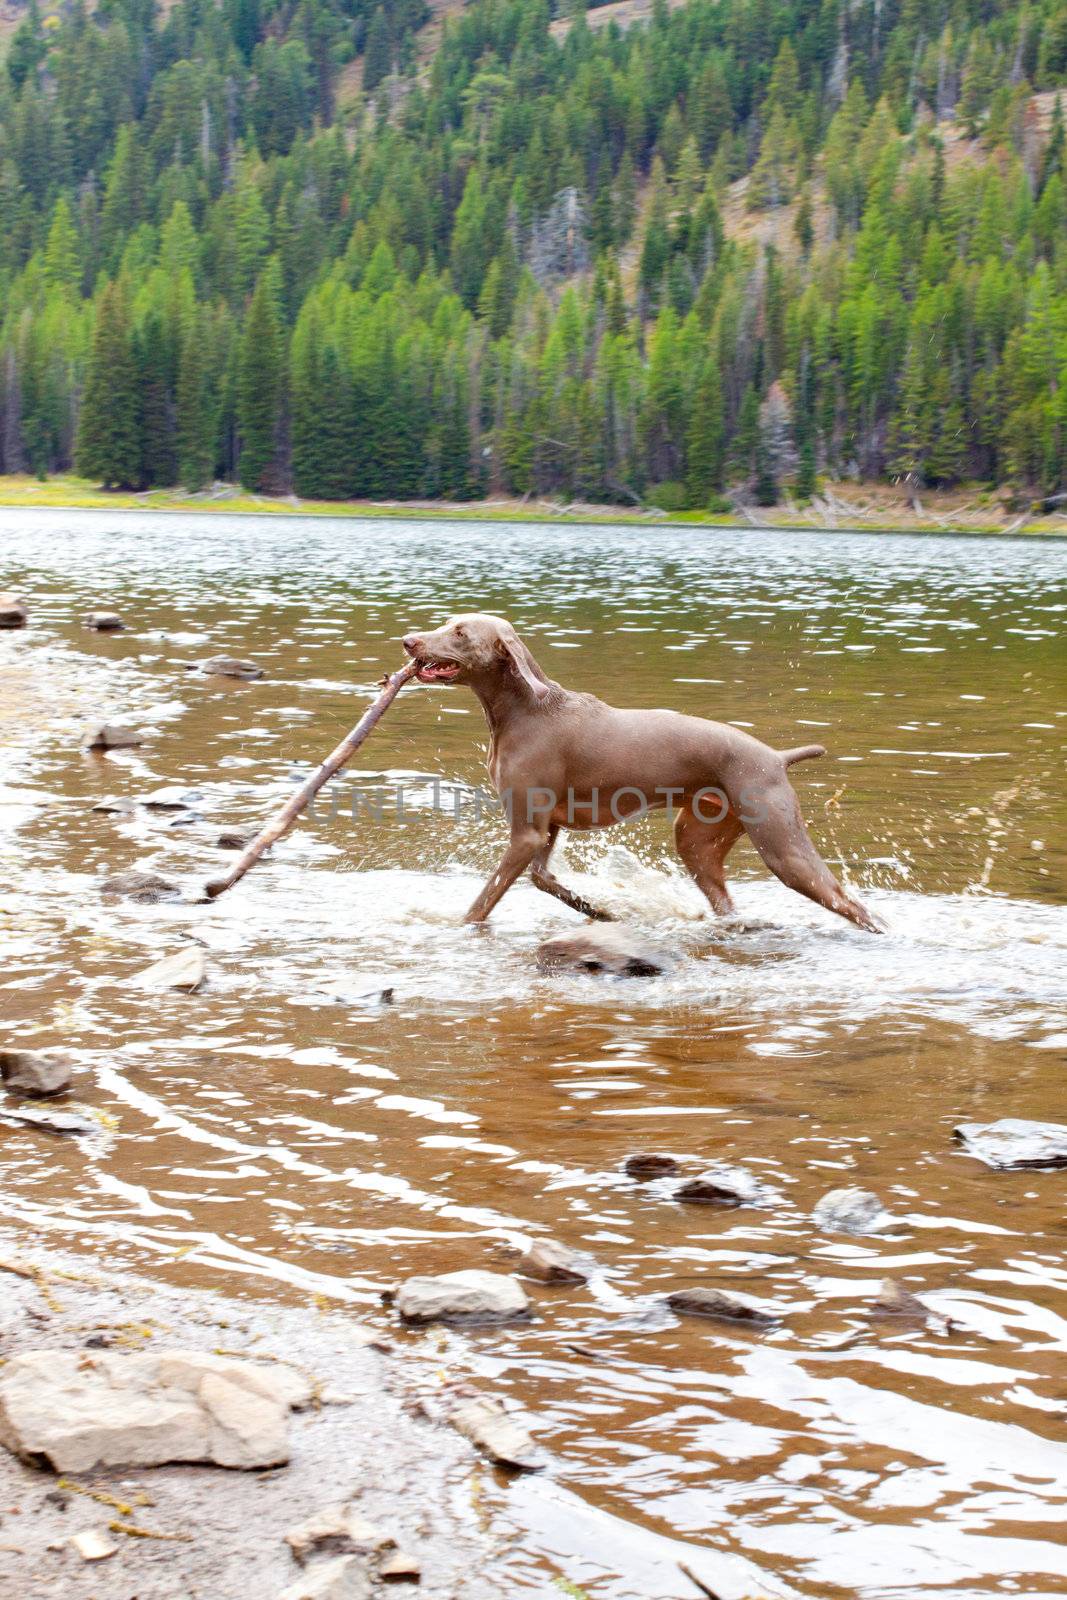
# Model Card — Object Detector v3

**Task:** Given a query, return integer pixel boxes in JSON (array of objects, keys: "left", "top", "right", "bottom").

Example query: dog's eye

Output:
[{"left": 454, "top": 625, "right": 466, "bottom": 638}]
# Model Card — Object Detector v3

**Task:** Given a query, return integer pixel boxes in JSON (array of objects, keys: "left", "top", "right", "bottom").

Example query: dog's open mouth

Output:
[{"left": 414, "top": 659, "right": 461, "bottom": 684}]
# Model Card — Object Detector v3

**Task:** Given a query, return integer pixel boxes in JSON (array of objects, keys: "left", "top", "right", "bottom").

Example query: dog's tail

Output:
[{"left": 781, "top": 743, "right": 826, "bottom": 766}]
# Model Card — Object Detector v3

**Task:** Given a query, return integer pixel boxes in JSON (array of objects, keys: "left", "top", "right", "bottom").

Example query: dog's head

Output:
[{"left": 402, "top": 614, "right": 550, "bottom": 700}]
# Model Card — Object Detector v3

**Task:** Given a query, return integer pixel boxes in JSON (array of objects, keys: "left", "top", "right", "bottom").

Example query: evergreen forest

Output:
[{"left": 3, "top": 0, "right": 1067, "bottom": 507}]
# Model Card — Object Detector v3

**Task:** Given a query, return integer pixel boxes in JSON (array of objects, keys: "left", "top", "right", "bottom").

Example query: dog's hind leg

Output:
[
  {"left": 674, "top": 805, "right": 745, "bottom": 916},
  {"left": 529, "top": 826, "right": 615, "bottom": 922},
  {"left": 738, "top": 776, "right": 883, "bottom": 932}
]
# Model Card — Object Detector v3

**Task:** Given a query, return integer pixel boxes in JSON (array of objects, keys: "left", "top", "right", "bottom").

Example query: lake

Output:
[{"left": 1, "top": 509, "right": 1065, "bottom": 1598}]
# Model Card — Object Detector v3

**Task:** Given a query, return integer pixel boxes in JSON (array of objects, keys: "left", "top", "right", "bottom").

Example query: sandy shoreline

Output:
[{"left": 0, "top": 474, "right": 1064, "bottom": 538}]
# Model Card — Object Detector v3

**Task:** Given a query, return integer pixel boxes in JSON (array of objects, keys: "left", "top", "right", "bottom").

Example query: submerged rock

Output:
[
  {"left": 448, "top": 1392, "right": 539, "bottom": 1471},
  {"left": 0, "top": 1348, "right": 312, "bottom": 1472},
  {"left": 954, "top": 1118, "right": 1067, "bottom": 1170},
  {"left": 0, "top": 592, "right": 27, "bottom": 628},
  {"left": 674, "top": 1164, "right": 774, "bottom": 1208},
  {"left": 91, "top": 795, "right": 136, "bottom": 815},
  {"left": 285, "top": 1506, "right": 394, "bottom": 1565},
  {"left": 142, "top": 785, "right": 202, "bottom": 811},
  {"left": 871, "top": 1279, "right": 929, "bottom": 1319},
  {"left": 83, "top": 723, "right": 143, "bottom": 751},
  {"left": 390, "top": 1270, "right": 530, "bottom": 1326},
  {"left": 812, "top": 1186, "right": 892, "bottom": 1236},
  {"left": 279, "top": 1555, "right": 371, "bottom": 1600},
  {"left": 82, "top": 612, "right": 124, "bottom": 632},
  {"left": 196, "top": 656, "right": 265, "bottom": 680},
  {"left": 134, "top": 947, "right": 206, "bottom": 993},
  {"left": 664, "top": 1287, "right": 781, "bottom": 1327},
  {"left": 624, "top": 1152, "right": 680, "bottom": 1179},
  {"left": 515, "top": 1238, "right": 593, "bottom": 1285},
  {"left": 0, "top": 1104, "right": 96, "bottom": 1136},
  {"left": 0, "top": 1047, "right": 72, "bottom": 1098},
  {"left": 536, "top": 924, "right": 674, "bottom": 978},
  {"left": 216, "top": 829, "right": 254, "bottom": 850},
  {"left": 100, "top": 869, "right": 180, "bottom": 903}
]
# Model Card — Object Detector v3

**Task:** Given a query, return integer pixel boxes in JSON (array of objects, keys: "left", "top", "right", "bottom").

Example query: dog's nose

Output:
[{"left": 402, "top": 634, "right": 422, "bottom": 656}]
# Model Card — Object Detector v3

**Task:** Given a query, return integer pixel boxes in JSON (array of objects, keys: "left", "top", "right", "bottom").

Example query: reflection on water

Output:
[{"left": 1, "top": 511, "right": 1066, "bottom": 1598}]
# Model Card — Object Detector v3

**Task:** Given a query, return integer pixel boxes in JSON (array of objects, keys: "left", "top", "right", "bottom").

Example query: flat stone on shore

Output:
[
  {"left": 279, "top": 1555, "right": 372, "bottom": 1600},
  {"left": 285, "top": 1505, "right": 395, "bottom": 1565},
  {"left": 0, "top": 1348, "right": 312, "bottom": 1472}
]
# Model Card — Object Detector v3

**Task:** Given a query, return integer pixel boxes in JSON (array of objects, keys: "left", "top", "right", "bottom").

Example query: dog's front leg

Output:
[{"left": 463, "top": 823, "right": 547, "bottom": 923}]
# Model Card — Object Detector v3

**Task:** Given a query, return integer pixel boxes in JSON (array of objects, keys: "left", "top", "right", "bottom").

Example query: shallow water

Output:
[{"left": 1, "top": 510, "right": 1066, "bottom": 1598}]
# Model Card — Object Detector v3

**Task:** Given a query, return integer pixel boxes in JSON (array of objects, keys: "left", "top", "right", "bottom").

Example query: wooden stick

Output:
[{"left": 203, "top": 658, "right": 418, "bottom": 900}]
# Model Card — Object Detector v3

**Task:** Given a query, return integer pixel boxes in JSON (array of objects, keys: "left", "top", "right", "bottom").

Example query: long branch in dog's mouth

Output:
[{"left": 413, "top": 659, "right": 461, "bottom": 684}]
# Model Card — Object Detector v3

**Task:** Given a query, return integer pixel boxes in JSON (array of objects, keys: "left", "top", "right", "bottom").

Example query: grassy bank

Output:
[{"left": 0, "top": 473, "right": 1062, "bottom": 537}]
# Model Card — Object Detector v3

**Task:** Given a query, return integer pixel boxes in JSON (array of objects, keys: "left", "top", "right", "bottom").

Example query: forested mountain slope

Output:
[{"left": 2, "top": 0, "right": 1066, "bottom": 506}]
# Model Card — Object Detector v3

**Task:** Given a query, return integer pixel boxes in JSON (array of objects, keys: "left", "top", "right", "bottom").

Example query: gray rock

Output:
[
  {"left": 82, "top": 612, "right": 124, "bottom": 632},
  {"left": 448, "top": 1393, "right": 539, "bottom": 1471},
  {"left": 625, "top": 1153, "right": 679, "bottom": 1179},
  {"left": 197, "top": 656, "right": 265, "bottom": 680},
  {"left": 954, "top": 1118, "right": 1067, "bottom": 1170},
  {"left": 0, "top": 1047, "right": 72, "bottom": 1098},
  {"left": 216, "top": 829, "right": 254, "bottom": 850},
  {"left": 69, "top": 1528, "right": 117, "bottom": 1561},
  {"left": 535, "top": 924, "right": 673, "bottom": 978},
  {"left": 285, "top": 1506, "right": 395, "bottom": 1565},
  {"left": 516, "top": 1238, "right": 593, "bottom": 1285},
  {"left": 871, "top": 1279, "right": 929, "bottom": 1318},
  {"left": 379, "top": 1550, "right": 421, "bottom": 1582},
  {"left": 83, "top": 724, "right": 142, "bottom": 751},
  {"left": 675, "top": 1164, "right": 774, "bottom": 1208},
  {"left": 391, "top": 1270, "right": 530, "bottom": 1326},
  {"left": 100, "top": 869, "right": 180, "bottom": 903},
  {"left": 812, "top": 1186, "right": 892, "bottom": 1236},
  {"left": 142, "top": 785, "right": 202, "bottom": 810},
  {"left": 665, "top": 1287, "right": 781, "bottom": 1327},
  {"left": 0, "top": 1105, "right": 95, "bottom": 1136},
  {"left": 91, "top": 795, "right": 136, "bottom": 815},
  {"left": 0, "top": 592, "right": 27, "bottom": 628},
  {"left": 134, "top": 947, "right": 206, "bottom": 993},
  {"left": 279, "top": 1555, "right": 372, "bottom": 1600},
  {"left": 0, "top": 1349, "right": 312, "bottom": 1472}
]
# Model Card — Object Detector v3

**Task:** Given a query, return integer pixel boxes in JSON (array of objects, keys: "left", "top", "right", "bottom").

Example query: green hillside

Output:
[{"left": 2, "top": 0, "right": 1065, "bottom": 508}]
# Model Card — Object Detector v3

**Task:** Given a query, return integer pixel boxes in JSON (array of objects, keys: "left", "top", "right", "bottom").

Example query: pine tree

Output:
[
  {"left": 176, "top": 312, "right": 215, "bottom": 491},
  {"left": 237, "top": 269, "right": 284, "bottom": 491},
  {"left": 686, "top": 355, "right": 724, "bottom": 504},
  {"left": 363, "top": 8, "right": 392, "bottom": 91},
  {"left": 43, "top": 197, "right": 81, "bottom": 293},
  {"left": 137, "top": 311, "right": 177, "bottom": 486},
  {"left": 75, "top": 278, "right": 142, "bottom": 489}
]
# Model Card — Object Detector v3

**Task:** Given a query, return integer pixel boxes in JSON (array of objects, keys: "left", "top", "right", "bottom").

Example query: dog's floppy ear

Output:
[{"left": 496, "top": 633, "right": 550, "bottom": 701}]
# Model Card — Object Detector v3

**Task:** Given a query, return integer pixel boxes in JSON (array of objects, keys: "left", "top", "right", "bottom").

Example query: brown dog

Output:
[{"left": 402, "top": 614, "right": 881, "bottom": 933}]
